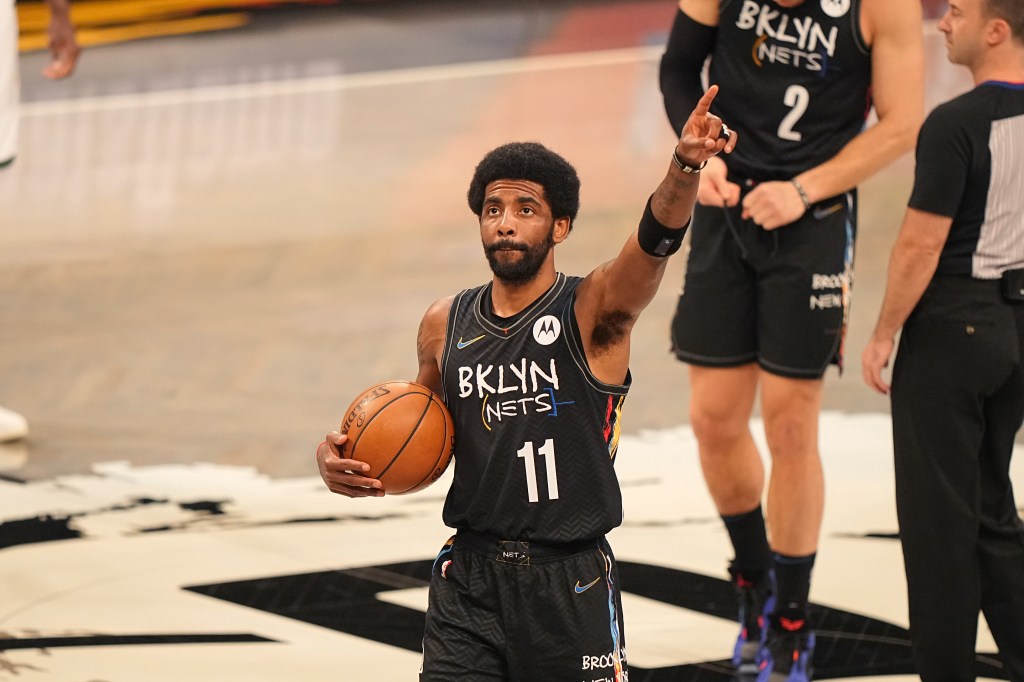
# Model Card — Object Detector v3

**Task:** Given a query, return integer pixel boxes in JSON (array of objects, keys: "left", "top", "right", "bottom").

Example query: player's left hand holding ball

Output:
[{"left": 316, "top": 432, "right": 384, "bottom": 498}]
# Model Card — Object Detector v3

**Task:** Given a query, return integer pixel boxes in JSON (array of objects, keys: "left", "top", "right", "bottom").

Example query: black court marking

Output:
[
  {"left": 0, "top": 633, "right": 274, "bottom": 651},
  {"left": 185, "top": 560, "right": 1011, "bottom": 680},
  {"left": 187, "top": 561, "right": 432, "bottom": 652},
  {"left": 0, "top": 516, "right": 82, "bottom": 550},
  {"left": 0, "top": 497, "right": 216, "bottom": 549}
]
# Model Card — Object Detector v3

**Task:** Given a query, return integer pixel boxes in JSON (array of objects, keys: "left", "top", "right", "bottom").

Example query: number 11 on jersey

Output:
[{"left": 517, "top": 439, "right": 559, "bottom": 502}]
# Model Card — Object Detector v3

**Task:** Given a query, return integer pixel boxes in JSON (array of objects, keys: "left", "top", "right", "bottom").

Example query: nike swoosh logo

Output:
[
  {"left": 813, "top": 202, "right": 843, "bottom": 220},
  {"left": 456, "top": 335, "right": 485, "bottom": 349},
  {"left": 574, "top": 577, "right": 601, "bottom": 594}
]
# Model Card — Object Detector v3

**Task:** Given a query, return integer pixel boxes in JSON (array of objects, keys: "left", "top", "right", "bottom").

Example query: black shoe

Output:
[
  {"left": 756, "top": 615, "right": 815, "bottom": 682},
  {"left": 730, "top": 568, "right": 775, "bottom": 674}
]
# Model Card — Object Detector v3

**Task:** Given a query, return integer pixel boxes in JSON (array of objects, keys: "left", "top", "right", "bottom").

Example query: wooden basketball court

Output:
[{"left": 1, "top": 2, "right": 1019, "bottom": 680}]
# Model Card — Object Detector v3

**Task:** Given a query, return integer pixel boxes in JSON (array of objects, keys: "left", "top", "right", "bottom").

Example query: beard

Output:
[{"left": 484, "top": 227, "right": 555, "bottom": 285}]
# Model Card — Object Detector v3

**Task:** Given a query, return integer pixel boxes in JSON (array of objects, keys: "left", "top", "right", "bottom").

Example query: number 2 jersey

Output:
[
  {"left": 439, "top": 273, "right": 630, "bottom": 543},
  {"left": 710, "top": 0, "right": 872, "bottom": 181}
]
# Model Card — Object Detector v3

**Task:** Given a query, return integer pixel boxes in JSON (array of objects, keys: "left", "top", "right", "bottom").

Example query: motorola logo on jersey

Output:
[
  {"left": 737, "top": 0, "right": 839, "bottom": 72},
  {"left": 820, "top": 0, "right": 850, "bottom": 19},
  {"left": 532, "top": 315, "right": 561, "bottom": 346}
]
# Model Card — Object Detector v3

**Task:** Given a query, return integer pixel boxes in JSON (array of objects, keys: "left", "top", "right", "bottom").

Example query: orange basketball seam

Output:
[
  {"left": 404, "top": 396, "right": 454, "bottom": 493},
  {"left": 346, "top": 391, "right": 412, "bottom": 449},
  {"left": 342, "top": 380, "right": 453, "bottom": 496},
  {"left": 346, "top": 388, "right": 420, "bottom": 469},
  {"left": 372, "top": 393, "right": 433, "bottom": 488}
]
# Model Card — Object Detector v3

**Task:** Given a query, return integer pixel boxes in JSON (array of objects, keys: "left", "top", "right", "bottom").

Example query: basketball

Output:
[{"left": 339, "top": 381, "right": 455, "bottom": 495}]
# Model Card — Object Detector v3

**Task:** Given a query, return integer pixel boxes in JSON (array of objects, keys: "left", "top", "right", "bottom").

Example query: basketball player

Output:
[
  {"left": 658, "top": 1, "right": 924, "bottom": 679},
  {"left": 1, "top": 0, "right": 80, "bottom": 441},
  {"left": 317, "top": 87, "right": 735, "bottom": 680},
  {"left": 862, "top": 0, "right": 1024, "bottom": 678}
]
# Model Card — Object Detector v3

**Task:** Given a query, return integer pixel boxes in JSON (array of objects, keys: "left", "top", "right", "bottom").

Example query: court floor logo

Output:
[
  {"left": 185, "top": 560, "right": 1007, "bottom": 681},
  {"left": 1, "top": 419, "right": 1017, "bottom": 680}
]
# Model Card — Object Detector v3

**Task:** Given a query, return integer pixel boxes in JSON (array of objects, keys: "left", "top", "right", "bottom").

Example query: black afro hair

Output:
[{"left": 466, "top": 142, "right": 581, "bottom": 231}]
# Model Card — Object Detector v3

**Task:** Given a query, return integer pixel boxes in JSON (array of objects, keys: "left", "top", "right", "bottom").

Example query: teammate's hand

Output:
[
  {"left": 675, "top": 84, "right": 737, "bottom": 169},
  {"left": 696, "top": 157, "right": 741, "bottom": 207},
  {"left": 741, "top": 180, "right": 806, "bottom": 230},
  {"left": 861, "top": 335, "right": 894, "bottom": 395},
  {"left": 316, "top": 432, "right": 384, "bottom": 498}
]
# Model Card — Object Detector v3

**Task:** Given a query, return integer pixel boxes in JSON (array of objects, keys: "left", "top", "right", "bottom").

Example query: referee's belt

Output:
[{"left": 455, "top": 529, "right": 602, "bottom": 565}]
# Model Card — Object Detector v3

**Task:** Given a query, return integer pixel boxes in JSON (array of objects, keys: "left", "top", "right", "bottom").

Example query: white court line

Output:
[
  {"left": 21, "top": 45, "right": 665, "bottom": 117},
  {"left": 21, "top": 19, "right": 945, "bottom": 118}
]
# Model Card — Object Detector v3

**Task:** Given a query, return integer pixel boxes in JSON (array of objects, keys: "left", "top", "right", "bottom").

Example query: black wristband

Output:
[{"left": 637, "top": 195, "right": 689, "bottom": 257}]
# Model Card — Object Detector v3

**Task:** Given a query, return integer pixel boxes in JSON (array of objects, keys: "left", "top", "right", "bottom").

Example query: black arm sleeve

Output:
[{"left": 659, "top": 8, "right": 717, "bottom": 136}]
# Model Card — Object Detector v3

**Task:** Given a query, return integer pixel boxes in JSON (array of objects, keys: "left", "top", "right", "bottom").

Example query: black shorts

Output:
[
  {"left": 671, "top": 189, "right": 857, "bottom": 379},
  {"left": 420, "top": 531, "right": 627, "bottom": 682}
]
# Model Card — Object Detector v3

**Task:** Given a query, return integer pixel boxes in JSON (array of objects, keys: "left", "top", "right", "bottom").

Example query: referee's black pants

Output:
[{"left": 891, "top": 276, "right": 1024, "bottom": 682}]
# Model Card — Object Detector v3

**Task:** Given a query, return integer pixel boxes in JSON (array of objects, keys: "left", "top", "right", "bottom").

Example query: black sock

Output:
[
  {"left": 722, "top": 506, "right": 772, "bottom": 584},
  {"left": 772, "top": 552, "right": 816, "bottom": 628}
]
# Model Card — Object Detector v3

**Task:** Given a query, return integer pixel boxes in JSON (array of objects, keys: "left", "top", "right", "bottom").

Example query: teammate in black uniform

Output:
[
  {"left": 863, "top": 1, "right": 1024, "bottom": 679},
  {"left": 316, "top": 88, "right": 736, "bottom": 681},
  {"left": 659, "top": 1, "right": 924, "bottom": 680}
]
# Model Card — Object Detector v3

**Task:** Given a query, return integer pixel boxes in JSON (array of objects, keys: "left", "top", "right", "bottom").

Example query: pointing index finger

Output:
[{"left": 694, "top": 84, "right": 720, "bottom": 118}]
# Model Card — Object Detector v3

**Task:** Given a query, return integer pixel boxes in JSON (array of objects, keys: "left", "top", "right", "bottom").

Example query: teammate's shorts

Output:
[
  {"left": 671, "top": 185, "right": 857, "bottom": 379},
  {"left": 420, "top": 530, "right": 627, "bottom": 682},
  {"left": 1, "top": 0, "right": 18, "bottom": 167}
]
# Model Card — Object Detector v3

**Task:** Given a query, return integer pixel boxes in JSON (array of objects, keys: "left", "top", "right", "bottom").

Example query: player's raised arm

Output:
[
  {"left": 574, "top": 85, "right": 734, "bottom": 382},
  {"left": 651, "top": 84, "right": 735, "bottom": 227}
]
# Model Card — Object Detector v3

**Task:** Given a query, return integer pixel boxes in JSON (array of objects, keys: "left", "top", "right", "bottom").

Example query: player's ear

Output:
[{"left": 553, "top": 217, "right": 571, "bottom": 243}]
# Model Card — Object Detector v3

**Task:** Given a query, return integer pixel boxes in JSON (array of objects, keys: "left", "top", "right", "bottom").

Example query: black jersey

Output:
[
  {"left": 709, "top": 0, "right": 872, "bottom": 181},
  {"left": 438, "top": 273, "right": 630, "bottom": 543},
  {"left": 908, "top": 81, "right": 1024, "bottom": 279}
]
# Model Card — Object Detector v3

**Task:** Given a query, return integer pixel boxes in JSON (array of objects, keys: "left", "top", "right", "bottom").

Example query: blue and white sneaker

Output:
[
  {"left": 756, "top": 616, "right": 815, "bottom": 682},
  {"left": 730, "top": 572, "right": 775, "bottom": 674}
]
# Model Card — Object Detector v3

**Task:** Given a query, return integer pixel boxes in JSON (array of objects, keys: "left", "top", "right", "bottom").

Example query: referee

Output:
[{"left": 862, "top": 0, "right": 1024, "bottom": 679}]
